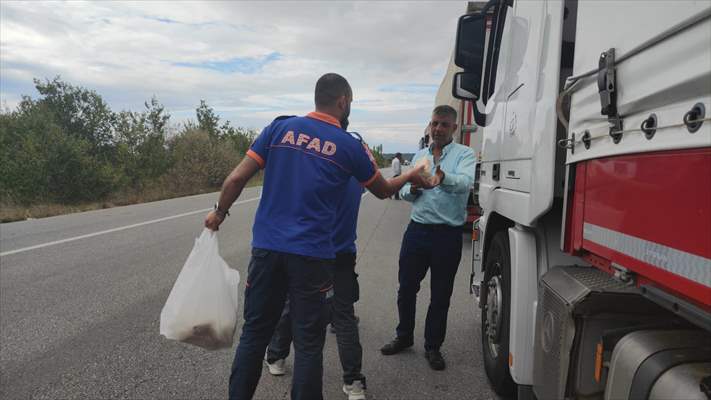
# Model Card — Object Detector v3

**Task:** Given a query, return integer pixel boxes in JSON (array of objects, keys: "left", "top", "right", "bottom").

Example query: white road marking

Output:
[{"left": 0, "top": 196, "right": 261, "bottom": 257}]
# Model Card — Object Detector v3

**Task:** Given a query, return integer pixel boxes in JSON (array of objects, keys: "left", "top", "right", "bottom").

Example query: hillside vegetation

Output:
[{"left": 0, "top": 77, "right": 388, "bottom": 222}]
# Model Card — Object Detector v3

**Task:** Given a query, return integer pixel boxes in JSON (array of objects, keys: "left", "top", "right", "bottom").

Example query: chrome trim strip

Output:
[{"left": 583, "top": 222, "right": 711, "bottom": 288}]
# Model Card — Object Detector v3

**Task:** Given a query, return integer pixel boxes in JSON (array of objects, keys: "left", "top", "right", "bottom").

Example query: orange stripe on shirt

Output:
[
  {"left": 361, "top": 143, "right": 380, "bottom": 171},
  {"left": 362, "top": 169, "right": 381, "bottom": 187},
  {"left": 306, "top": 111, "right": 341, "bottom": 128},
  {"left": 246, "top": 149, "right": 265, "bottom": 168}
]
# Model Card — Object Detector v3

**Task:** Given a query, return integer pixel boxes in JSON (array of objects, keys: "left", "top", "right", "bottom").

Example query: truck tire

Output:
[{"left": 481, "top": 231, "right": 515, "bottom": 395}]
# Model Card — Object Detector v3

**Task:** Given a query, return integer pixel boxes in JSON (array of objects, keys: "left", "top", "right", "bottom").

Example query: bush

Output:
[
  {"left": 1, "top": 94, "right": 119, "bottom": 203},
  {"left": 166, "top": 128, "right": 242, "bottom": 194}
]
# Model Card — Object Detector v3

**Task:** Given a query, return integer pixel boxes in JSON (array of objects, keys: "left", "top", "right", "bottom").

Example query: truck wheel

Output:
[{"left": 481, "top": 231, "right": 515, "bottom": 395}]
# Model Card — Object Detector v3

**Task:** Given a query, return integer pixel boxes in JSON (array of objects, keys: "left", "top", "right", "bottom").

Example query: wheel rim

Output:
[{"left": 485, "top": 264, "right": 503, "bottom": 358}]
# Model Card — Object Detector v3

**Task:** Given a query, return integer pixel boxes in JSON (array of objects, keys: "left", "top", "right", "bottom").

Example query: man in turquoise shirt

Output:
[{"left": 380, "top": 105, "right": 476, "bottom": 371}]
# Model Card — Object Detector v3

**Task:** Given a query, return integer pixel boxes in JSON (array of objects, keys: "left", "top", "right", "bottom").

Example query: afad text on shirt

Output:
[{"left": 279, "top": 130, "right": 337, "bottom": 156}]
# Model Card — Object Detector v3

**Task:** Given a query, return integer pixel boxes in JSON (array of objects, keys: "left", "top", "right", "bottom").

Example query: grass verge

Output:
[{"left": 1, "top": 175, "right": 264, "bottom": 223}]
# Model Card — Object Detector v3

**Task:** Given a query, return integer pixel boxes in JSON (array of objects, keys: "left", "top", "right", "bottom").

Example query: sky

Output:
[{"left": 0, "top": 1, "right": 466, "bottom": 153}]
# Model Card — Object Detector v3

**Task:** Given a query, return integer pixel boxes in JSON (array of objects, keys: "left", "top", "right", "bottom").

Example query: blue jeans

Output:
[
  {"left": 228, "top": 248, "right": 334, "bottom": 400},
  {"left": 396, "top": 221, "right": 463, "bottom": 350},
  {"left": 267, "top": 252, "right": 365, "bottom": 385}
]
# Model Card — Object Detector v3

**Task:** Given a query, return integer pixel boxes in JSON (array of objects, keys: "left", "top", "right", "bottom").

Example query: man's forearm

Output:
[
  {"left": 217, "top": 156, "right": 260, "bottom": 211},
  {"left": 439, "top": 153, "right": 476, "bottom": 193},
  {"left": 438, "top": 171, "right": 475, "bottom": 193},
  {"left": 217, "top": 175, "right": 247, "bottom": 212},
  {"left": 385, "top": 173, "right": 412, "bottom": 197},
  {"left": 367, "top": 164, "right": 430, "bottom": 199}
]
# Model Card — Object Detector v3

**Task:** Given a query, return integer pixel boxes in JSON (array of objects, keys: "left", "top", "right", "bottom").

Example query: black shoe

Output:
[
  {"left": 425, "top": 349, "right": 446, "bottom": 370},
  {"left": 380, "top": 337, "right": 413, "bottom": 355}
]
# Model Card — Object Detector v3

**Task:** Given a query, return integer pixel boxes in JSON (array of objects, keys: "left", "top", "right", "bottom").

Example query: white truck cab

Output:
[{"left": 447, "top": 0, "right": 711, "bottom": 398}]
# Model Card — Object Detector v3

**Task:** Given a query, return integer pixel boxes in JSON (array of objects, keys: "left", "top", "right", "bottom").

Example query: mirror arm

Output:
[
  {"left": 480, "top": 0, "right": 500, "bottom": 16},
  {"left": 473, "top": 101, "right": 488, "bottom": 126}
]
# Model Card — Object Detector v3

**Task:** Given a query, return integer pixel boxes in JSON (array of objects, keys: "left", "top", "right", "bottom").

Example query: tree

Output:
[
  {"left": 0, "top": 100, "right": 118, "bottom": 203},
  {"left": 113, "top": 97, "right": 171, "bottom": 188},
  {"left": 0, "top": 77, "right": 256, "bottom": 209},
  {"left": 145, "top": 96, "right": 170, "bottom": 136},
  {"left": 32, "top": 77, "right": 116, "bottom": 150},
  {"left": 193, "top": 100, "right": 256, "bottom": 156},
  {"left": 370, "top": 143, "right": 387, "bottom": 168},
  {"left": 221, "top": 120, "right": 256, "bottom": 156},
  {"left": 196, "top": 100, "right": 220, "bottom": 138}
]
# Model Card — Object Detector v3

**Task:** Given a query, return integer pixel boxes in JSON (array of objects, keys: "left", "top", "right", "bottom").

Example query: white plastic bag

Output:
[{"left": 160, "top": 228, "right": 240, "bottom": 350}]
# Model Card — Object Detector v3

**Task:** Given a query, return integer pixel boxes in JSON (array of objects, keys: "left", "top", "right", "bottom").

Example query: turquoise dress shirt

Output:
[{"left": 399, "top": 141, "right": 476, "bottom": 226}]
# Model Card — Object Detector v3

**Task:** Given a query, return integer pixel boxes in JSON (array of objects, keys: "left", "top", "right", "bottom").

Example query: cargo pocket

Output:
[{"left": 246, "top": 247, "right": 271, "bottom": 289}]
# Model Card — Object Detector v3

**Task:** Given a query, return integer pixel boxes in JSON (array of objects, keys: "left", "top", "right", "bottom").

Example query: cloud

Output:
[
  {"left": 173, "top": 52, "right": 282, "bottom": 74},
  {"left": 144, "top": 16, "right": 180, "bottom": 24},
  {"left": 0, "top": 0, "right": 466, "bottom": 152},
  {"left": 378, "top": 84, "right": 439, "bottom": 94}
]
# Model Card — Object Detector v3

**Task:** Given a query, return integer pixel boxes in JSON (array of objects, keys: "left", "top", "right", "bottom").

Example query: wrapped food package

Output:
[
  {"left": 178, "top": 323, "right": 235, "bottom": 351},
  {"left": 414, "top": 157, "right": 433, "bottom": 178}
]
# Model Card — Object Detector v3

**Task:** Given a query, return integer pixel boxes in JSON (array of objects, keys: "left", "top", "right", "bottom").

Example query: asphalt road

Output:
[{"left": 0, "top": 170, "right": 499, "bottom": 400}]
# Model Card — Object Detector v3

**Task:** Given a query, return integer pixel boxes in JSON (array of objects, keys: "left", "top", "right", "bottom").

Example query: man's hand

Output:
[
  {"left": 407, "top": 166, "right": 437, "bottom": 189},
  {"left": 204, "top": 210, "right": 225, "bottom": 231},
  {"left": 409, "top": 163, "right": 426, "bottom": 176},
  {"left": 203, "top": 155, "right": 260, "bottom": 230},
  {"left": 410, "top": 183, "right": 422, "bottom": 195},
  {"left": 427, "top": 166, "right": 445, "bottom": 187}
]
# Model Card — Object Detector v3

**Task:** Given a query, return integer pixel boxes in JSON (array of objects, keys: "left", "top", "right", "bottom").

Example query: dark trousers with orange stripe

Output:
[{"left": 229, "top": 248, "right": 334, "bottom": 400}]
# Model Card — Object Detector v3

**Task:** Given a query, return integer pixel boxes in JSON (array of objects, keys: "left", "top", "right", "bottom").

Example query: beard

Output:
[{"left": 340, "top": 102, "right": 351, "bottom": 130}]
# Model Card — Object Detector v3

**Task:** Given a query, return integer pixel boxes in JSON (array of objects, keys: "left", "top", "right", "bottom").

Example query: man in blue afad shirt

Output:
[
  {"left": 380, "top": 105, "right": 476, "bottom": 371},
  {"left": 204, "top": 73, "right": 431, "bottom": 400}
]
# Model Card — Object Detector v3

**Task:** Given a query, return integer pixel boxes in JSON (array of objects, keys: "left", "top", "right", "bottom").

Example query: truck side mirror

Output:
[
  {"left": 455, "top": 13, "right": 487, "bottom": 72},
  {"left": 453, "top": 2, "right": 499, "bottom": 127}
]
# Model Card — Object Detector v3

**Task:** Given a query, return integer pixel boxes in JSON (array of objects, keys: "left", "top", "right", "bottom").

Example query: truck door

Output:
[
  {"left": 489, "top": 0, "right": 564, "bottom": 225},
  {"left": 501, "top": 0, "right": 546, "bottom": 194}
]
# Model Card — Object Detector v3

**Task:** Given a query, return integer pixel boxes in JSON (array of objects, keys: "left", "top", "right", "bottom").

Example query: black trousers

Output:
[
  {"left": 395, "top": 221, "right": 463, "bottom": 350},
  {"left": 229, "top": 248, "right": 333, "bottom": 400},
  {"left": 267, "top": 252, "right": 364, "bottom": 384}
]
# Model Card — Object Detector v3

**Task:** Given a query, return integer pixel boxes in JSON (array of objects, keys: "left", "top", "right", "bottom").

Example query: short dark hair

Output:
[
  {"left": 432, "top": 105, "right": 457, "bottom": 122},
  {"left": 315, "top": 73, "right": 352, "bottom": 107}
]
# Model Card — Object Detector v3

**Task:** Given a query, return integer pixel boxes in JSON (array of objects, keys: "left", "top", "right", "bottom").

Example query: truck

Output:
[{"left": 445, "top": 0, "right": 711, "bottom": 398}]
